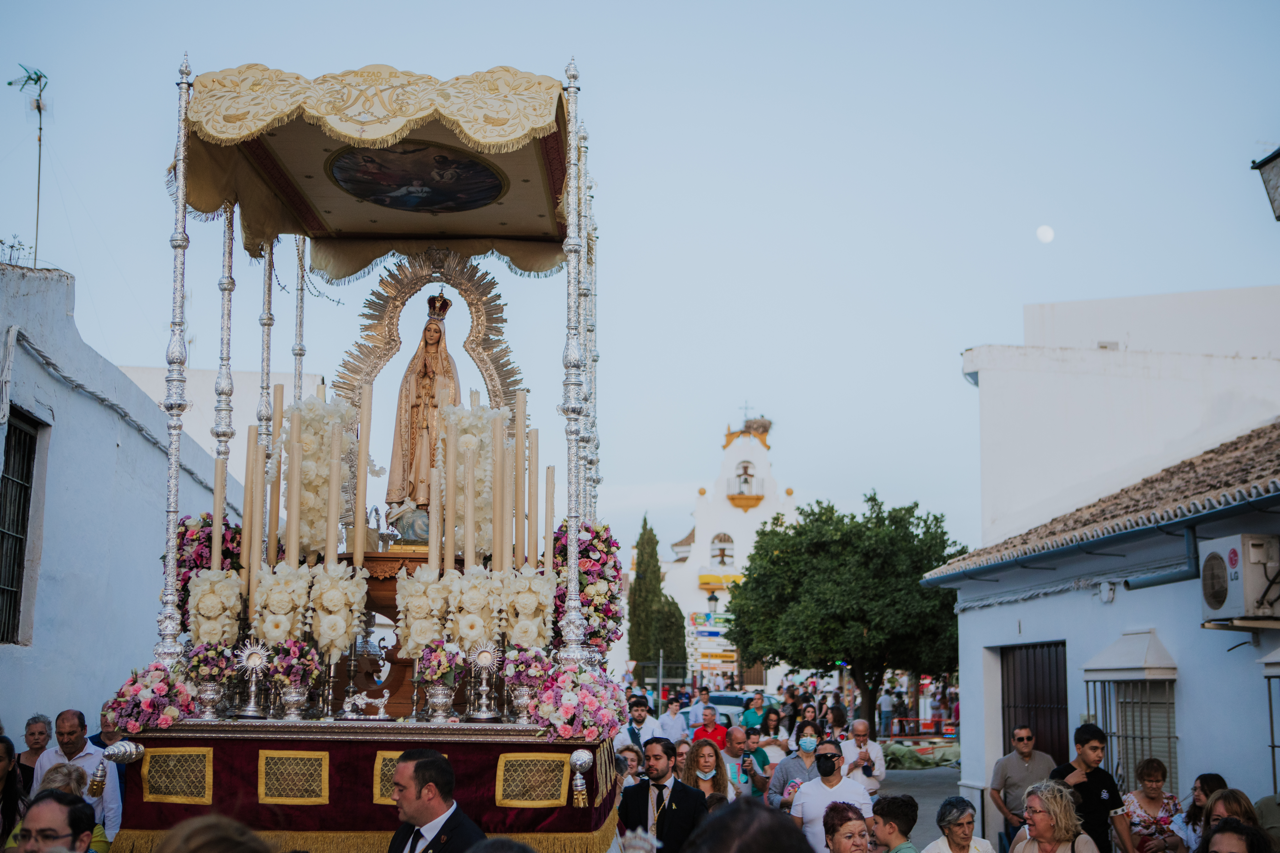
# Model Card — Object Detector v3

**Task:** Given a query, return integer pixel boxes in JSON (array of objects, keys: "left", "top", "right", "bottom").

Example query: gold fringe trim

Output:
[{"left": 111, "top": 812, "right": 616, "bottom": 853}]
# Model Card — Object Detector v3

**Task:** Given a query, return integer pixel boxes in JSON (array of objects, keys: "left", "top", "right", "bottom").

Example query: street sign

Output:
[
  {"left": 689, "top": 612, "right": 733, "bottom": 629},
  {"left": 626, "top": 660, "right": 637, "bottom": 673},
  {"left": 695, "top": 630, "right": 726, "bottom": 638},
  {"left": 700, "top": 651, "right": 737, "bottom": 661}
]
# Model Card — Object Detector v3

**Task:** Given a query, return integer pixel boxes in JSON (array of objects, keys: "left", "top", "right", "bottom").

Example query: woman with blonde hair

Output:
[
  {"left": 1196, "top": 790, "right": 1263, "bottom": 853},
  {"left": 682, "top": 738, "right": 735, "bottom": 801},
  {"left": 153, "top": 815, "right": 270, "bottom": 853},
  {"left": 1011, "top": 780, "right": 1101, "bottom": 853},
  {"left": 4, "top": 763, "right": 109, "bottom": 852}
]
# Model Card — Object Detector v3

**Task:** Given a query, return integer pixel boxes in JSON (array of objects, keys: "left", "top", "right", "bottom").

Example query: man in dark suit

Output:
[
  {"left": 388, "top": 749, "right": 486, "bottom": 853},
  {"left": 618, "top": 737, "right": 707, "bottom": 853}
]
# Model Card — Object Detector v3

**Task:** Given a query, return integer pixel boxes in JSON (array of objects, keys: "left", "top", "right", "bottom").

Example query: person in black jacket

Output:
[
  {"left": 388, "top": 749, "right": 486, "bottom": 853},
  {"left": 618, "top": 738, "right": 708, "bottom": 853}
]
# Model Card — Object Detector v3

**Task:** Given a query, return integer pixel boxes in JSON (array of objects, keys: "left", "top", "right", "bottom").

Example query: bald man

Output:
[
  {"left": 32, "top": 710, "right": 121, "bottom": 842},
  {"left": 842, "top": 718, "right": 887, "bottom": 796},
  {"left": 723, "top": 726, "right": 769, "bottom": 799}
]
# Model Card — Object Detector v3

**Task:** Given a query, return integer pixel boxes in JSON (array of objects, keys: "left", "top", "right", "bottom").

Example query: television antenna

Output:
[{"left": 7, "top": 65, "right": 48, "bottom": 269}]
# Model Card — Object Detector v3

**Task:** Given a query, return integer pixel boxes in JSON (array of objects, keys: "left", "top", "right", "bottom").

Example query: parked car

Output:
[{"left": 678, "top": 705, "right": 742, "bottom": 731}]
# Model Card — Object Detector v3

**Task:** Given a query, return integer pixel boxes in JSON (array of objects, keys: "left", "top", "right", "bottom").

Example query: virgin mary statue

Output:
[{"left": 386, "top": 293, "right": 461, "bottom": 539}]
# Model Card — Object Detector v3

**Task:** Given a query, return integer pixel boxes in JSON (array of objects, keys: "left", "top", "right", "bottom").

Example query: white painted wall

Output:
[
  {"left": 120, "top": 366, "right": 322, "bottom": 494},
  {"left": 0, "top": 264, "right": 233, "bottom": 734},
  {"left": 955, "top": 573, "right": 1280, "bottom": 846},
  {"left": 965, "top": 344, "right": 1280, "bottom": 547},
  {"left": 1024, "top": 285, "right": 1280, "bottom": 358}
]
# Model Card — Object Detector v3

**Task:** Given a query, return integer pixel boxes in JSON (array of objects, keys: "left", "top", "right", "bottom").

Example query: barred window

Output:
[
  {"left": 1085, "top": 679, "right": 1177, "bottom": 792},
  {"left": 0, "top": 411, "right": 39, "bottom": 644}
]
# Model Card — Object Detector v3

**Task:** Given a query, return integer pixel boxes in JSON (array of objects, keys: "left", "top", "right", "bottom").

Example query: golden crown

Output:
[{"left": 427, "top": 293, "right": 452, "bottom": 321}]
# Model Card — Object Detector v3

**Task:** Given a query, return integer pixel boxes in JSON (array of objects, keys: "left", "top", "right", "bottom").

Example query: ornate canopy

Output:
[{"left": 181, "top": 64, "right": 570, "bottom": 280}]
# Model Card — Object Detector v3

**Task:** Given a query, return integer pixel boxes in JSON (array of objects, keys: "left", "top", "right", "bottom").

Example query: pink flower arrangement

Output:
[
  {"left": 418, "top": 640, "right": 468, "bottom": 687},
  {"left": 502, "top": 646, "right": 550, "bottom": 687},
  {"left": 527, "top": 661, "right": 626, "bottom": 743},
  {"left": 267, "top": 640, "right": 321, "bottom": 687},
  {"left": 107, "top": 663, "right": 195, "bottom": 733},
  {"left": 187, "top": 643, "right": 235, "bottom": 683},
  {"left": 552, "top": 522, "right": 624, "bottom": 653}
]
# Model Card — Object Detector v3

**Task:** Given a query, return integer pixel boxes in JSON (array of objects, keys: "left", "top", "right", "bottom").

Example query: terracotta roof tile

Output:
[
  {"left": 927, "top": 419, "right": 1280, "bottom": 579},
  {"left": 673, "top": 527, "right": 695, "bottom": 548}
]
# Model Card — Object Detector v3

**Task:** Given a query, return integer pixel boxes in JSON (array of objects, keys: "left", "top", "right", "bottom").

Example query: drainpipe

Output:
[{"left": 1125, "top": 527, "right": 1200, "bottom": 591}]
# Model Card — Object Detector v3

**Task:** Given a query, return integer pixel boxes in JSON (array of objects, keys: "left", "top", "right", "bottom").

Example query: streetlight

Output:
[
  {"left": 1251, "top": 146, "right": 1280, "bottom": 220},
  {"left": 707, "top": 591, "right": 719, "bottom": 613}
]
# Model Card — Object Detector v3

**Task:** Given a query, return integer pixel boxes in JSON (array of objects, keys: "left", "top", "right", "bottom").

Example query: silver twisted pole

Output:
[
  {"left": 212, "top": 202, "right": 236, "bottom": 489},
  {"left": 585, "top": 174, "right": 601, "bottom": 523},
  {"left": 575, "top": 125, "right": 592, "bottom": 521},
  {"left": 556, "top": 58, "right": 590, "bottom": 667},
  {"left": 293, "top": 237, "right": 306, "bottom": 402},
  {"left": 155, "top": 55, "right": 193, "bottom": 668},
  {"left": 257, "top": 241, "right": 274, "bottom": 550}
]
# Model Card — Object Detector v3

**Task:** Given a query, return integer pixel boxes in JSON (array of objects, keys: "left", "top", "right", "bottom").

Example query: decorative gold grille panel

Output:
[
  {"left": 142, "top": 748, "right": 213, "bottom": 805},
  {"left": 373, "top": 751, "right": 401, "bottom": 805},
  {"left": 258, "top": 750, "right": 329, "bottom": 805},
  {"left": 494, "top": 753, "right": 570, "bottom": 808}
]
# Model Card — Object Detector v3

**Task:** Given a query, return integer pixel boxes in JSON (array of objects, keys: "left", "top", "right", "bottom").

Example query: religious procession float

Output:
[{"left": 97, "top": 56, "right": 628, "bottom": 853}]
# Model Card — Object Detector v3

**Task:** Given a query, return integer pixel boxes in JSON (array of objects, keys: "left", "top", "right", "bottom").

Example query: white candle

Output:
[
  {"left": 266, "top": 384, "right": 284, "bottom": 564},
  {"left": 443, "top": 425, "right": 457, "bottom": 570},
  {"left": 247, "top": 441, "right": 267, "bottom": 621},
  {"left": 211, "top": 457, "right": 226, "bottom": 577},
  {"left": 239, "top": 424, "right": 258, "bottom": 594},
  {"left": 491, "top": 414, "right": 505, "bottom": 569},
  {"left": 526, "top": 429, "right": 538, "bottom": 568},
  {"left": 463, "top": 441, "right": 477, "bottom": 566},
  {"left": 428, "top": 468, "right": 441, "bottom": 571},
  {"left": 470, "top": 389, "right": 481, "bottom": 409},
  {"left": 514, "top": 390, "right": 526, "bottom": 567},
  {"left": 353, "top": 383, "right": 372, "bottom": 568},
  {"left": 286, "top": 409, "right": 302, "bottom": 567},
  {"left": 544, "top": 465, "right": 555, "bottom": 572},
  {"left": 325, "top": 421, "right": 342, "bottom": 562}
]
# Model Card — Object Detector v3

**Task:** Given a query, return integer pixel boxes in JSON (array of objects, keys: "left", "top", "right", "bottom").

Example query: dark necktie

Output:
[
  {"left": 407, "top": 829, "right": 423, "bottom": 853},
  {"left": 654, "top": 783, "right": 667, "bottom": 811}
]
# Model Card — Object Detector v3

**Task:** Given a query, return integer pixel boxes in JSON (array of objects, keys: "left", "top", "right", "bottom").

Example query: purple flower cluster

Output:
[
  {"left": 502, "top": 646, "right": 550, "bottom": 687},
  {"left": 187, "top": 643, "right": 235, "bottom": 683},
  {"left": 267, "top": 639, "right": 321, "bottom": 687},
  {"left": 551, "top": 521, "right": 624, "bottom": 653},
  {"left": 418, "top": 640, "right": 468, "bottom": 686},
  {"left": 165, "top": 513, "right": 285, "bottom": 632}
]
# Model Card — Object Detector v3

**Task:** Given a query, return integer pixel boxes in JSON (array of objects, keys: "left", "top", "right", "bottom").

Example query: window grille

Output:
[
  {"left": 1266, "top": 675, "right": 1280, "bottom": 796},
  {"left": 1085, "top": 679, "right": 1177, "bottom": 793},
  {"left": 0, "top": 412, "right": 39, "bottom": 644}
]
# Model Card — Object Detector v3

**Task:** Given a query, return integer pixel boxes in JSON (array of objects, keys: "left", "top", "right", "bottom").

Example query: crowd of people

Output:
[{"left": 3, "top": 692, "right": 1279, "bottom": 853}]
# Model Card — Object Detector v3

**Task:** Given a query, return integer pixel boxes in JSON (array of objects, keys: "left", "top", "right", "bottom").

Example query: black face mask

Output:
[{"left": 816, "top": 754, "right": 839, "bottom": 777}]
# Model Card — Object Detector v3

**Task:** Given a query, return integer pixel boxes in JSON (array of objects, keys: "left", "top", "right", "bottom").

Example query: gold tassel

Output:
[{"left": 574, "top": 789, "right": 587, "bottom": 808}]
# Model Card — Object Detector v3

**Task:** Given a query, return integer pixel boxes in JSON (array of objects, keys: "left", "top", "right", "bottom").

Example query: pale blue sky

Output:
[{"left": 3, "top": 2, "right": 1280, "bottom": 560}]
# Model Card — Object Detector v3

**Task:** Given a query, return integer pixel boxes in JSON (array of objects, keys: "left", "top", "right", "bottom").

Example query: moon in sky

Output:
[{"left": 1036, "top": 225, "right": 1055, "bottom": 243}]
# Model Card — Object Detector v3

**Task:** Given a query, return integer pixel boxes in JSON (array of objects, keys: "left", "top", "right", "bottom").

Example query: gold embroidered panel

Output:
[
  {"left": 373, "top": 751, "right": 401, "bottom": 805},
  {"left": 188, "top": 64, "right": 562, "bottom": 154},
  {"left": 258, "top": 750, "right": 330, "bottom": 805},
  {"left": 141, "top": 748, "right": 214, "bottom": 805},
  {"left": 596, "top": 741, "right": 616, "bottom": 806},
  {"left": 494, "top": 753, "right": 570, "bottom": 808}
]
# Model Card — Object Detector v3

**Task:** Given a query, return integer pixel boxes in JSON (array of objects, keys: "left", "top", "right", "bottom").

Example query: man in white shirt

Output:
[
  {"left": 387, "top": 749, "right": 485, "bottom": 853},
  {"left": 792, "top": 740, "right": 873, "bottom": 852},
  {"left": 613, "top": 698, "right": 663, "bottom": 753},
  {"left": 658, "top": 700, "right": 690, "bottom": 742},
  {"left": 687, "top": 687, "right": 714, "bottom": 724},
  {"left": 32, "top": 710, "right": 120, "bottom": 842},
  {"left": 842, "top": 718, "right": 887, "bottom": 797}
]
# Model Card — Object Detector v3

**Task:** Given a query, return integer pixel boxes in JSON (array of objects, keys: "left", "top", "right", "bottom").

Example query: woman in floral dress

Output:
[{"left": 1122, "top": 758, "right": 1185, "bottom": 853}]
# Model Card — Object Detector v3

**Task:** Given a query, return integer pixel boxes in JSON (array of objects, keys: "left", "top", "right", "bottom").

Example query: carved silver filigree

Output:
[
  {"left": 212, "top": 203, "right": 236, "bottom": 466},
  {"left": 556, "top": 59, "right": 589, "bottom": 666},
  {"left": 293, "top": 237, "right": 306, "bottom": 402},
  {"left": 257, "top": 241, "right": 274, "bottom": 545},
  {"left": 156, "top": 55, "right": 193, "bottom": 668}
]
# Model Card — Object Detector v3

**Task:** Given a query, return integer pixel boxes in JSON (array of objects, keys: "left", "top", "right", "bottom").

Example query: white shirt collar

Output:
[
  {"left": 414, "top": 800, "right": 457, "bottom": 849},
  {"left": 51, "top": 741, "right": 102, "bottom": 763}
]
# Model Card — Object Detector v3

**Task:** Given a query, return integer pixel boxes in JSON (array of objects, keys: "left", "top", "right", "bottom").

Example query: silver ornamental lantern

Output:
[
  {"left": 570, "top": 748, "right": 593, "bottom": 808},
  {"left": 235, "top": 640, "right": 271, "bottom": 719},
  {"left": 467, "top": 643, "right": 503, "bottom": 722}
]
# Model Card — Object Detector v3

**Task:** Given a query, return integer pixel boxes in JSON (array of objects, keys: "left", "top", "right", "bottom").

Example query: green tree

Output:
[
  {"left": 650, "top": 593, "right": 688, "bottom": 680},
  {"left": 628, "top": 516, "right": 662, "bottom": 665},
  {"left": 724, "top": 495, "right": 965, "bottom": 733}
]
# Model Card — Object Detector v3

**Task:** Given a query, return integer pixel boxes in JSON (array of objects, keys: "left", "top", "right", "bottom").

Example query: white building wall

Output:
[
  {"left": 1024, "top": 285, "right": 1280, "bottom": 358},
  {"left": 0, "top": 264, "right": 233, "bottom": 734},
  {"left": 957, "top": 575, "right": 1279, "bottom": 845},
  {"left": 966, "top": 344, "right": 1280, "bottom": 547},
  {"left": 120, "top": 366, "right": 323, "bottom": 488}
]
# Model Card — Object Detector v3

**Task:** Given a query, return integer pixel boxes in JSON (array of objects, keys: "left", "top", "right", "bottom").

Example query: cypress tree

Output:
[{"left": 628, "top": 515, "right": 661, "bottom": 666}]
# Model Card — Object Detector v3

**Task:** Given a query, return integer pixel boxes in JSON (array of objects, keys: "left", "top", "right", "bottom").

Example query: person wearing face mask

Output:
[
  {"left": 768, "top": 720, "right": 824, "bottom": 811},
  {"left": 681, "top": 739, "right": 735, "bottom": 802},
  {"left": 791, "top": 741, "right": 873, "bottom": 852}
]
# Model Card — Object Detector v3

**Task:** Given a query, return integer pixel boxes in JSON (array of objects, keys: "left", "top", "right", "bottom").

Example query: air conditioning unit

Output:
[{"left": 1200, "top": 534, "right": 1280, "bottom": 621}]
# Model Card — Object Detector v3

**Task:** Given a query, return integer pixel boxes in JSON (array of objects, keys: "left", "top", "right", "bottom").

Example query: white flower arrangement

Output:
[
  {"left": 308, "top": 560, "right": 370, "bottom": 664},
  {"left": 493, "top": 563, "right": 555, "bottom": 650},
  {"left": 434, "top": 404, "right": 507, "bottom": 558},
  {"left": 268, "top": 394, "right": 385, "bottom": 554},
  {"left": 186, "top": 568, "right": 242, "bottom": 646},
  {"left": 395, "top": 565, "right": 449, "bottom": 660},
  {"left": 253, "top": 562, "right": 312, "bottom": 644}
]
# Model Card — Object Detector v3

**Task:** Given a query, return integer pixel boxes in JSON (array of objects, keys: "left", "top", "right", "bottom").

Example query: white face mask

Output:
[
  {"left": 696, "top": 770, "right": 717, "bottom": 780},
  {"left": 799, "top": 736, "right": 819, "bottom": 753}
]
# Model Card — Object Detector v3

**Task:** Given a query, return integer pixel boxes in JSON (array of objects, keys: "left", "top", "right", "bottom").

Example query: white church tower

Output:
[{"left": 660, "top": 417, "right": 798, "bottom": 688}]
